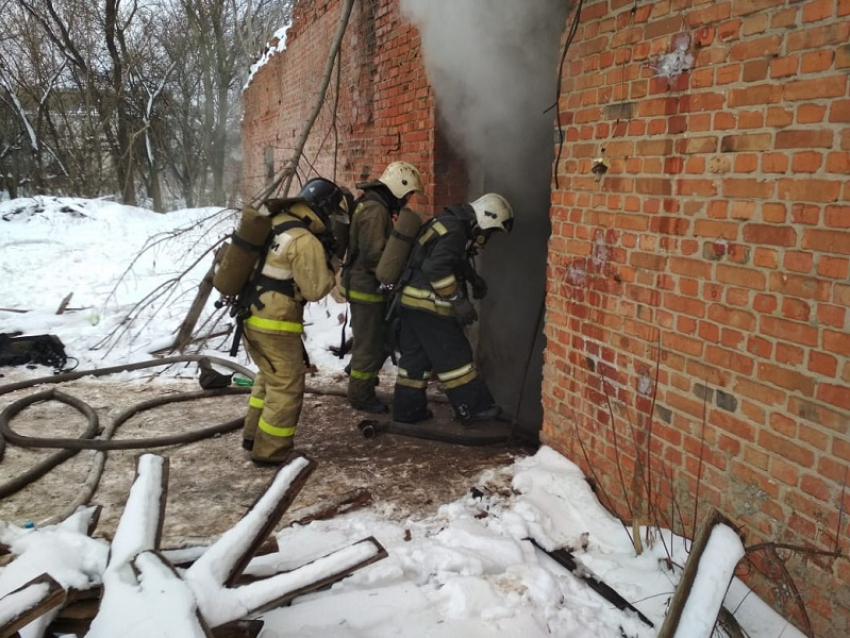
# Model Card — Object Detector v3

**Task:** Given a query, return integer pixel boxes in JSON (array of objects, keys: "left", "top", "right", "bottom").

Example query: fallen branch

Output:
[{"left": 56, "top": 292, "right": 73, "bottom": 314}]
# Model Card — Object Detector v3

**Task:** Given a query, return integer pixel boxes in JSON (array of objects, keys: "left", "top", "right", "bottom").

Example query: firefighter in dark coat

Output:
[
  {"left": 340, "top": 161, "right": 423, "bottom": 413},
  {"left": 241, "top": 178, "right": 346, "bottom": 463},
  {"left": 392, "top": 193, "right": 514, "bottom": 424}
]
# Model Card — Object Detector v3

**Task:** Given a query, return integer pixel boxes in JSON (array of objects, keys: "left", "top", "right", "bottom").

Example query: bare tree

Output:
[{"left": 0, "top": 0, "right": 293, "bottom": 207}]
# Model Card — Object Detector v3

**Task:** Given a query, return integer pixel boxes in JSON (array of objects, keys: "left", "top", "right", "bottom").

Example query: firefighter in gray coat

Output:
[
  {"left": 392, "top": 193, "right": 514, "bottom": 424},
  {"left": 340, "top": 162, "right": 423, "bottom": 413}
]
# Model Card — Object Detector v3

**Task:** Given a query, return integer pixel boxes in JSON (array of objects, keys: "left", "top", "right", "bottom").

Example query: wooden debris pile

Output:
[{"left": 0, "top": 452, "right": 384, "bottom": 637}]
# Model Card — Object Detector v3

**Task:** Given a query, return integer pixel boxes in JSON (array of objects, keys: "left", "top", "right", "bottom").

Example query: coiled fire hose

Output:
[{"left": 0, "top": 355, "right": 254, "bottom": 523}]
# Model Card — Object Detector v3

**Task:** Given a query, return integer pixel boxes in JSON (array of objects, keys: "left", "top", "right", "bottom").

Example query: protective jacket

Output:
[
  {"left": 246, "top": 207, "right": 335, "bottom": 330},
  {"left": 340, "top": 190, "right": 393, "bottom": 304},
  {"left": 399, "top": 206, "right": 472, "bottom": 317},
  {"left": 242, "top": 206, "right": 334, "bottom": 463},
  {"left": 392, "top": 205, "right": 497, "bottom": 424}
]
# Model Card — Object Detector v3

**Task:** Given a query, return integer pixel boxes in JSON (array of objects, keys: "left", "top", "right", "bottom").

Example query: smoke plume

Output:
[
  {"left": 401, "top": 0, "right": 571, "bottom": 432},
  {"left": 400, "top": 0, "right": 569, "bottom": 192}
]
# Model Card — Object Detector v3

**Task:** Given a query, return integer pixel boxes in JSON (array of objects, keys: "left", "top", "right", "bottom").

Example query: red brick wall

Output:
[
  {"left": 544, "top": 1, "right": 849, "bottom": 634},
  {"left": 241, "top": 0, "right": 466, "bottom": 214}
]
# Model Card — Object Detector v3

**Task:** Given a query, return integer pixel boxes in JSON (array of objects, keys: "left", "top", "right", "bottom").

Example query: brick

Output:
[
  {"left": 758, "top": 362, "right": 818, "bottom": 397},
  {"left": 758, "top": 430, "right": 815, "bottom": 468},
  {"left": 797, "top": 103, "right": 828, "bottom": 125},
  {"left": 801, "top": 50, "right": 835, "bottom": 74},
  {"left": 770, "top": 457, "right": 800, "bottom": 487},
  {"left": 802, "top": 229, "right": 850, "bottom": 255},
  {"left": 708, "top": 304, "right": 756, "bottom": 331},
  {"left": 781, "top": 298, "right": 812, "bottom": 322},
  {"left": 803, "top": 0, "right": 836, "bottom": 22},
  {"left": 775, "top": 129, "right": 835, "bottom": 149},
  {"left": 818, "top": 382, "right": 850, "bottom": 410},
  {"left": 727, "top": 84, "right": 781, "bottom": 107},
  {"left": 731, "top": 0, "right": 785, "bottom": 17},
  {"left": 723, "top": 178, "right": 774, "bottom": 199},
  {"left": 770, "top": 55, "right": 800, "bottom": 78},
  {"left": 776, "top": 342, "right": 805, "bottom": 366},
  {"left": 762, "top": 203, "right": 787, "bottom": 223},
  {"left": 817, "top": 304, "right": 850, "bottom": 330},
  {"left": 760, "top": 315, "right": 819, "bottom": 347},
  {"left": 730, "top": 35, "right": 783, "bottom": 61},
  {"left": 831, "top": 100, "right": 850, "bottom": 122},
  {"left": 786, "top": 75, "right": 849, "bottom": 101},
  {"left": 817, "top": 255, "right": 850, "bottom": 278},
  {"left": 791, "top": 151, "right": 824, "bottom": 173},
  {"left": 779, "top": 179, "right": 842, "bottom": 203},
  {"left": 783, "top": 251, "right": 814, "bottom": 273},
  {"left": 680, "top": 92, "right": 728, "bottom": 113},
  {"left": 766, "top": 106, "right": 794, "bottom": 127},
  {"left": 809, "top": 351, "right": 838, "bottom": 377},
  {"left": 770, "top": 272, "right": 831, "bottom": 301},
  {"left": 762, "top": 153, "right": 789, "bottom": 173},
  {"left": 748, "top": 334, "right": 773, "bottom": 359},
  {"left": 824, "top": 329, "right": 850, "bottom": 356},
  {"left": 742, "top": 223, "right": 797, "bottom": 247},
  {"left": 734, "top": 154, "right": 759, "bottom": 173},
  {"left": 789, "top": 397, "right": 846, "bottom": 432},
  {"left": 753, "top": 247, "right": 778, "bottom": 269},
  {"left": 695, "top": 220, "right": 739, "bottom": 240},
  {"left": 826, "top": 152, "right": 850, "bottom": 174},
  {"left": 791, "top": 203, "right": 821, "bottom": 225},
  {"left": 787, "top": 23, "right": 850, "bottom": 52},
  {"left": 720, "top": 133, "right": 771, "bottom": 152}
]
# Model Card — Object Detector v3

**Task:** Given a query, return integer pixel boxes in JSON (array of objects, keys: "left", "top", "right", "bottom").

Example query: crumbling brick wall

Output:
[
  {"left": 544, "top": 1, "right": 849, "bottom": 634},
  {"left": 241, "top": 0, "right": 465, "bottom": 214}
]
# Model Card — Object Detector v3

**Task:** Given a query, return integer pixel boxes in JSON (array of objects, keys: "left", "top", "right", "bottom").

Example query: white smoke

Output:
[
  {"left": 400, "top": 0, "right": 572, "bottom": 430},
  {"left": 400, "top": 0, "right": 570, "bottom": 190}
]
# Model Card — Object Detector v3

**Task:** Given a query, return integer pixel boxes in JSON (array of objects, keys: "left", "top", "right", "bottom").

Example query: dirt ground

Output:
[{"left": 0, "top": 365, "right": 534, "bottom": 547}]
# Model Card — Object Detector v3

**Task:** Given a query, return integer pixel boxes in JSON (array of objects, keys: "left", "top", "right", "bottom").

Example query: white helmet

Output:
[
  {"left": 378, "top": 161, "right": 424, "bottom": 200},
  {"left": 470, "top": 193, "right": 514, "bottom": 233}
]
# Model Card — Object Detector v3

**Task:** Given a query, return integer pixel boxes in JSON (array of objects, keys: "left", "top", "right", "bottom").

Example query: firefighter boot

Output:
[{"left": 250, "top": 430, "right": 295, "bottom": 466}]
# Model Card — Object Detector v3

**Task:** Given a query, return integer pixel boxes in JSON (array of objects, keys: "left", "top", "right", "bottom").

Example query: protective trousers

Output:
[
  {"left": 347, "top": 301, "right": 391, "bottom": 407},
  {"left": 392, "top": 307, "right": 494, "bottom": 422},
  {"left": 242, "top": 327, "right": 304, "bottom": 462}
]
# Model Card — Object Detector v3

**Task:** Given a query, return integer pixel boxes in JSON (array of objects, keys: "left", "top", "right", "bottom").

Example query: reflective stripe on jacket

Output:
[
  {"left": 341, "top": 192, "right": 392, "bottom": 304},
  {"left": 248, "top": 211, "right": 334, "bottom": 334},
  {"left": 400, "top": 209, "right": 470, "bottom": 317}
]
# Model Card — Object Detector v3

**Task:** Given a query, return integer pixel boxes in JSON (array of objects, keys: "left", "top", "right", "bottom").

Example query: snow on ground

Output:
[{"left": 0, "top": 197, "right": 804, "bottom": 637}]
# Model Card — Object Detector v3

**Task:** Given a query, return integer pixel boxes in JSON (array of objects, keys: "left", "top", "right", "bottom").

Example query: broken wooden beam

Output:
[
  {"left": 0, "top": 574, "right": 66, "bottom": 638},
  {"left": 657, "top": 508, "right": 745, "bottom": 638},
  {"left": 529, "top": 538, "right": 653, "bottom": 627}
]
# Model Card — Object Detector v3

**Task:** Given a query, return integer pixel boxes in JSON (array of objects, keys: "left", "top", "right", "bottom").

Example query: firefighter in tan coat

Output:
[{"left": 241, "top": 178, "right": 346, "bottom": 464}]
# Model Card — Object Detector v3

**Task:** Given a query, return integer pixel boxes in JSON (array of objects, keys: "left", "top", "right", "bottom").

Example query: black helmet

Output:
[{"left": 298, "top": 177, "right": 348, "bottom": 227}]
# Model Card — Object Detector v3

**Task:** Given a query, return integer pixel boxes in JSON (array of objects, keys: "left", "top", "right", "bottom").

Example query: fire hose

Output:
[{"left": 0, "top": 355, "right": 256, "bottom": 523}]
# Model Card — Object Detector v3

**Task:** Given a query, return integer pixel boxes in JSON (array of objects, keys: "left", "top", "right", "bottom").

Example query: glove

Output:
[
  {"left": 470, "top": 272, "right": 488, "bottom": 300},
  {"left": 449, "top": 295, "right": 478, "bottom": 326}
]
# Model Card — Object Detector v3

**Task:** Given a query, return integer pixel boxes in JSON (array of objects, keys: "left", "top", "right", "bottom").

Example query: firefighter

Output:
[
  {"left": 241, "top": 177, "right": 346, "bottom": 464},
  {"left": 340, "top": 161, "right": 424, "bottom": 413},
  {"left": 391, "top": 193, "right": 514, "bottom": 425}
]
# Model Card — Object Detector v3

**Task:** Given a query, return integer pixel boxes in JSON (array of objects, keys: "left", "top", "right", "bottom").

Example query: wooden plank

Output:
[
  {"left": 224, "top": 453, "right": 317, "bottom": 587},
  {"left": 173, "top": 244, "right": 226, "bottom": 353},
  {"left": 0, "top": 574, "right": 66, "bottom": 638},
  {"left": 211, "top": 620, "right": 264, "bottom": 638},
  {"left": 657, "top": 508, "right": 742, "bottom": 638},
  {"left": 248, "top": 536, "right": 389, "bottom": 616}
]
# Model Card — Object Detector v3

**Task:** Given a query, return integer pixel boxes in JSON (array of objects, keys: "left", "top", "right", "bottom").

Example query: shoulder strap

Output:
[{"left": 271, "top": 219, "right": 308, "bottom": 235}]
